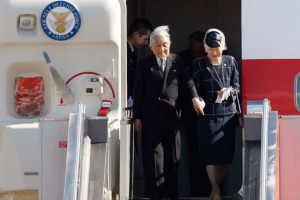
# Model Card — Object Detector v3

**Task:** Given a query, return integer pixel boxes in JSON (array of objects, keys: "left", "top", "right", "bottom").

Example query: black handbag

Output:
[{"left": 235, "top": 91, "right": 244, "bottom": 127}]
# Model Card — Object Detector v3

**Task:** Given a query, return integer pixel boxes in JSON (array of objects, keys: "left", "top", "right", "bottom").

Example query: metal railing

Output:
[
  {"left": 63, "top": 102, "right": 86, "bottom": 200},
  {"left": 259, "top": 99, "right": 270, "bottom": 200},
  {"left": 119, "top": 107, "right": 134, "bottom": 200}
]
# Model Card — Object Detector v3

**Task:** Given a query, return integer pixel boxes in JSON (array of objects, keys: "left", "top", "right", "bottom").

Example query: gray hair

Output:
[
  {"left": 204, "top": 28, "right": 227, "bottom": 50},
  {"left": 150, "top": 25, "right": 170, "bottom": 44}
]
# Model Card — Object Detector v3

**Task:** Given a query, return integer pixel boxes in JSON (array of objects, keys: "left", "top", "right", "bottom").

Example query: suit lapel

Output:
[
  {"left": 164, "top": 55, "right": 173, "bottom": 78},
  {"left": 127, "top": 42, "right": 136, "bottom": 59},
  {"left": 150, "top": 54, "right": 164, "bottom": 81},
  {"left": 160, "top": 55, "right": 175, "bottom": 94}
]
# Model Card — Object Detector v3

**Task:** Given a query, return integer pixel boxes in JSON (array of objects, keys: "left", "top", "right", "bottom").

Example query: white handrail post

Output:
[
  {"left": 260, "top": 99, "right": 270, "bottom": 200},
  {"left": 63, "top": 102, "right": 86, "bottom": 200},
  {"left": 119, "top": 118, "right": 131, "bottom": 200}
]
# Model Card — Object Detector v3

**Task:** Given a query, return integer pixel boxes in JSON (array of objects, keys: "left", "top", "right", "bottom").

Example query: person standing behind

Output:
[
  {"left": 178, "top": 31, "right": 206, "bottom": 74},
  {"left": 127, "top": 18, "right": 153, "bottom": 198},
  {"left": 178, "top": 31, "right": 210, "bottom": 197},
  {"left": 193, "top": 28, "right": 240, "bottom": 200},
  {"left": 133, "top": 26, "right": 205, "bottom": 200},
  {"left": 127, "top": 18, "right": 153, "bottom": 106}
]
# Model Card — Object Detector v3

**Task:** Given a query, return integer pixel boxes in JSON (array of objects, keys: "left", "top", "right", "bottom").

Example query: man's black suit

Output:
[
  {"left": 127, "top": 42, "right": 137, "bottom": 98},
  {"left": 177, "top": 50, "right": 210, "bottom": 197},
  {"left": 133, "top": 53, "right": 198, "bottom": 199}
]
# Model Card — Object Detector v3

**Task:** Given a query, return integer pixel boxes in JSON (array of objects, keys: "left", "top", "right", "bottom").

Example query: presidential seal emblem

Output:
[{"left": 41, "top": 1, "right": 81, "bottom": 41}]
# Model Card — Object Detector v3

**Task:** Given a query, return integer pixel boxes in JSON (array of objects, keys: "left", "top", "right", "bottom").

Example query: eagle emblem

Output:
[
  {"left": 41, "top": 1, "right": 81, "bottom": 41},
  {"left": 49, "top": 11, "right": 72, "bottom": 33}
]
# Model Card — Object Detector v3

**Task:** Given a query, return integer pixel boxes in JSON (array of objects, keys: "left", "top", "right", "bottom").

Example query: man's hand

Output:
[
  {"left": 192, "top": 97, "right": 205, "bottom": 115},
  {"left": 135, "top": 119, "right": 142, "bottom": 133}
]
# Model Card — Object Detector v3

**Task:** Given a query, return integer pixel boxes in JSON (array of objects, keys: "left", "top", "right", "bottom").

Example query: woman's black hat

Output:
[{"left": 205, "top": 31, "right": 222, "bottom": 48}]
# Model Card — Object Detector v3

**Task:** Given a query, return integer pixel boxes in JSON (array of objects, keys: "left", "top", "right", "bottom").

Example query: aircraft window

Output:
[
  {"left": 15, "top": 76, "right": 45, "bottom": 117},
  {"left": 295, "top": 73, "right": 300, "bottom": 111}
]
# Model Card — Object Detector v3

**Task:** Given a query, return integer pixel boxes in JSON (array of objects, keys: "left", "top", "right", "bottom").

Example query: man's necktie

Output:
[{"left": 160, "top": 59, "right": 165, "bottom": 76}]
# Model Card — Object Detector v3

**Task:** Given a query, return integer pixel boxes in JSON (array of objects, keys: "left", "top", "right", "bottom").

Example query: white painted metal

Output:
[
  {"left": 260, "top": 99, "right": 270, "bottom": 200},
  {"left": 0, "top": 121, "right": 40, "bottom": 191},
  {"left": 63, "top": 102, "right": 86, "bottom": 200},
  {"left": 43, "top": 51, "right": 74, "bottom": 104},
  {"left": 79, "top": 127, "right": 91, "bottom": 200},
  {"left": 119, "top": 119, "right": 131, "bottom": 200},
  {"left": 0, "top": 0, "right": 122, "bottom": 119},
  {"left": 266, "top": 111, "right": 278, "bottom": 200},
  {"left": 242, "top": 0, "right": 300, "bottom": 59},
  {"left": 0, "top": 0, "right": 126, "bottom": 198},
  {"left": 40, "top": 119, "right": 69, "bottom": 200}
]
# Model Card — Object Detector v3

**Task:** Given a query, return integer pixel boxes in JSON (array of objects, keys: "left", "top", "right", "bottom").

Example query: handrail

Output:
[
  {"left": 76, "top": 102, "right": 86, "bottom": 198},
  {"left": 260, "top": 99, "right": 270, "bottom": 200},
  {"left": 119, "top": 118, "right": 131, "bottom": 200},
  {"left": 63, "top": 102, "right": 86, "bottom": 200}
]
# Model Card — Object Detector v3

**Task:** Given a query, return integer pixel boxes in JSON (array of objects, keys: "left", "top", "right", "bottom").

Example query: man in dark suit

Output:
[
  {"left": 133, "top": 26, "right": 205, "bottom": 200},
  {"left": 178, "top": 31, "right": 206, "bottom": 75},
  {"left": 177, "top": 31, "right": 211, "bottom": 197},
  {"left": 127, "top": 19, "right": 153, "bottom": 199},
  {"left": 127, "top": 18, "right": 153, "bottom": 105}
]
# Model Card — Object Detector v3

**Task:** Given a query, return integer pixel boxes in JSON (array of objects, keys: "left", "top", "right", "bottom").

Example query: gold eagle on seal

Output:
[{"left": 48, "top": 11, "right": 73, "bottom": 33}]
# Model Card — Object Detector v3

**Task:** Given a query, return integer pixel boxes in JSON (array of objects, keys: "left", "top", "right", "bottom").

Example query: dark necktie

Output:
[{"left": 160, "top": 59, "right": 165, "bottom": 76}]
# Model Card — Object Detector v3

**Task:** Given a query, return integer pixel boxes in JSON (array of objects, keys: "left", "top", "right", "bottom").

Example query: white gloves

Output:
[{"left": 215, "top": 86, "right": 233, "bottom": 103}]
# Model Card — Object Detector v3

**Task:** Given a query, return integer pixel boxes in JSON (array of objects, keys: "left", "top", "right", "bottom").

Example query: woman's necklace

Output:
[
  {"left": 208, "top": 57, "right": 222, "bottom": 66},
  {"left": 209, "top": 57, "right": 225, "bottom": 87}
]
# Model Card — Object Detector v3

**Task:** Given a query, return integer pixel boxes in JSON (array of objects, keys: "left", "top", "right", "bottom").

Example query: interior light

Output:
[{"left": 18, "top": 15, "right": 35, "bottom": 30}]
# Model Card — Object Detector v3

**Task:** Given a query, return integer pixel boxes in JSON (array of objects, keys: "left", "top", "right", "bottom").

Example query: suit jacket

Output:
[
  {"left": 127, "top": 42, "right": 137, "bottom": 97},
  {"left": 133, "top": 53, "right": 199, "bottom": 126},
  {"left": 177, "top": 49, "right": 200, "bottom": 122},
  {"left": 193, "top": 55, "right": 240, "bottom": 116}
]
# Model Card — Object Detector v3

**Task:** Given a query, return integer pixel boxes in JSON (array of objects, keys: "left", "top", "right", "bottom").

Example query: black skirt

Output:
[{"left": 197, "top": 114, "right": 236, "bottom": 165}]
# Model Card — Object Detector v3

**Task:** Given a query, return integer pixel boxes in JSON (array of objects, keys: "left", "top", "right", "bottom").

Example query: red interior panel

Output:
[{"left": 15, "top": 77, "right": 44, "bottom": 116}]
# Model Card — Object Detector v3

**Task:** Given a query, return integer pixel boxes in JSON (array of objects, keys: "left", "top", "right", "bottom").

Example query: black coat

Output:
[
  {"left": 133, "top": 53, "right": 199, "bottom": 126},
  {"left": 193, "top": 55, "right": 240, "bottom": 116},
  {"left": 127, "top": 42, "right": 137, "bottom": 98}
]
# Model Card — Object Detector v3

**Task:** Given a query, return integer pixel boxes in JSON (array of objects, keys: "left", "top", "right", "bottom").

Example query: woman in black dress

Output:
[{"left": 193, "top": 29, "right": 240, "bottom": 200}]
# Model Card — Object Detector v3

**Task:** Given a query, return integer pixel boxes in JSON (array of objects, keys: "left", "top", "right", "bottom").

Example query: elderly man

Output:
[{"left": 133, "top": 26, "right": 205, "bottom": 200}]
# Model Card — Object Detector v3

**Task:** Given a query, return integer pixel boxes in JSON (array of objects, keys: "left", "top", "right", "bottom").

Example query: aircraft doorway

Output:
[{"left": 127, "top": 0, "right": 242, "bottom": 198}]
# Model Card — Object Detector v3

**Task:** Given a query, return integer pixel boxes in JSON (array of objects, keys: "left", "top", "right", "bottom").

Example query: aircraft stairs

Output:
[
  {"left": 55, "top": 99, "right": 300, "bottom": 200},
  {"left": 129, "top": 99, "right": 290, "bottom": 200},
  {"left": 59, "top": 102, "right": 111, "bottom": 200}
]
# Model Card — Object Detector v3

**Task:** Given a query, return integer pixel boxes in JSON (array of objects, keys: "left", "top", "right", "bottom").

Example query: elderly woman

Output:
[{"left": 193, "top": 28, "right": 240, "bottom": 200}]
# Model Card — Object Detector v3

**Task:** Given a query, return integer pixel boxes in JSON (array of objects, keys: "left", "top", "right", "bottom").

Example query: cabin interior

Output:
[{"left": 127, "top": 0, "right": 242, "bottom": 198}]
